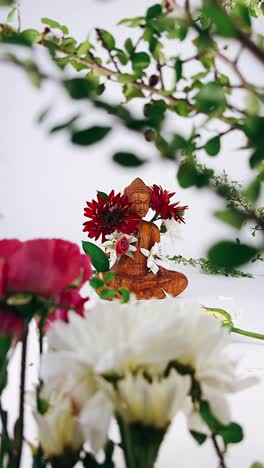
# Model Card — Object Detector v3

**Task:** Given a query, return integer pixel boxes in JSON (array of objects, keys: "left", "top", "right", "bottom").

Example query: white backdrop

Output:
[
  {"left": 0, "top": 0, "right": 264, "bottom": 275},
  {"left": 1, "top": 2, "right": 264, "bottom": 468}
]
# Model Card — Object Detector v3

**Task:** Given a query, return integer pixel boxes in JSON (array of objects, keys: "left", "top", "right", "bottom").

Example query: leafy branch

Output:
[{"left": 0, "top": 0, "right": 264, "bottom": 271}]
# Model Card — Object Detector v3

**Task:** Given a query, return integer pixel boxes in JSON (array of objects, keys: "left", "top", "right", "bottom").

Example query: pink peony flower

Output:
[{"left": 0, "top": 239, "right": 92, "bottom": 298}]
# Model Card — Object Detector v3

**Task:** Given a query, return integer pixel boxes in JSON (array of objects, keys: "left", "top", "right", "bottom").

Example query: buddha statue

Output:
[{"left": 108, "top": 178, "right": 188, "bottom": 300}]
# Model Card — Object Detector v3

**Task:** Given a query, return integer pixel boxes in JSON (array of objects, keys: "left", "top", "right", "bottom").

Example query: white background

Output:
[{"left": 0, "top": 1, "right": 264, "bottom": 467}]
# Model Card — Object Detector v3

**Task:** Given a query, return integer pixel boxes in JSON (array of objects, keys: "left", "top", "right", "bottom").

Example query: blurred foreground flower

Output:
[
  {"left": 0, "top": 308, "right": 23, "bottom": 339},
  {"left": 38, "top": 299, "right": 255, "bottom": 465},
  {"left": 0, "top": 238, "right": 92, "bottom": 298}
]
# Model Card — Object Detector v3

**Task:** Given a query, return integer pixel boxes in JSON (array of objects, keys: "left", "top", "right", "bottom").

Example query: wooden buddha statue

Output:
[{"left": 109, "top": 178, "right": 188, "bottom": 300}]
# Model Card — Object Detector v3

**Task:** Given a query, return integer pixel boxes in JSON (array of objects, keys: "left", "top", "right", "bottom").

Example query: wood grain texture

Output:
[{"left": 109, "top": 219, "right": 188, "bottom": 300}]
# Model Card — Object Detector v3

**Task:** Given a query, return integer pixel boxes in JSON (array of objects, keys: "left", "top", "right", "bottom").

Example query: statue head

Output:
[{"left": 124, "top": 178, "right": 151, "bottom": 219}]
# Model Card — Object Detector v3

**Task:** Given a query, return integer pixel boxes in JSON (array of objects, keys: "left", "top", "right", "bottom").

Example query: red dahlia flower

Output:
[
  {"left": 150, "top": 185, "right": 188, "bottom": 223},
  {"left": 83, "top": 190, "right": 139, "bottom": 242}
]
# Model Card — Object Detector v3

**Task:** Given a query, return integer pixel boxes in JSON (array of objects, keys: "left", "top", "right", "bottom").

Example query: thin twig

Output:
[
  {"left": 16, "top": 0, "right": 21, "bottom": 32},
  {"left": 96, "top": 28, "right": 121, "bottom": 73},
  {"left": 211, "top": 434, "right": 227, "bottom": 468},
  {"left": 15, "top": 326, "right": 28, "bottom": 468}
]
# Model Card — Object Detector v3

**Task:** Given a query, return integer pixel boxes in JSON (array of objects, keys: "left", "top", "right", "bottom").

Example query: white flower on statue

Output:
[
  {"left": 140, "top": 242, "right": 171, "bottom": 274},
  {"left": 102, "top": 230, "right": 137, "bottom": 266},
  {"left": 162, "top": 218, "right": 183, "bottom": 243},
  {"left": 39, "top": 298, "right": 256, "bottom": 454}
]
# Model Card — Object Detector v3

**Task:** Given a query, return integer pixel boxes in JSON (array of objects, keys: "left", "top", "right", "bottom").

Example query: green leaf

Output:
[
  {"left": 250, "top": 149, "right": 264, "bottom": 169},
  {"left": 146, "top": 4, "right": 162, "bottom": 19},
  {"left": 97, "top": 29, "right": 115, "bottom": 50},
  {"left": 144, "top": 99, "right": 166, "bottom": 129},
  {"left": 251, "top": 464, "right": 264, "bottom": 468},
  {"left": 174, "top": 58, "right": 182, "bottom": 81},
  {"left": 41, "top": 17, "right": 69, "bottom": 35},
  {"left": 219, "top": 422, "right": 243, "bottom": 445},
  {"left": 124, "top": 38, "right": 134, "bottom": 55},
  {"left": 205, "top": 136, "right": 221, "bottom": 156},
  {"left": 115, "top": 49, "right": 128, "bottom": 66},
  {"left": 90, "top": 277, "right": 104, "bottom": 289},
  {"left": 202, "top": 4, "right": 237, "bottom": 38},
  {"left": 64, "top": 78, "right": 97, "bottom": 99},
  {"left": 7, "top": 7, "right": 16, "bottom": 22},
  {"left": 71, "top": 126, "right": 111, "bottom": 146},
  {"left": 55, "top": 56, "right": 70, "bottom": 69},
  {"left": 118, "top": 16, "right": 145, "bottom": 27},
  {"left": 112, "top": 152, "right": 146, "bottom": 167},
  {"left": 60, "top": 37, "right": 76, "bottom": 53},
  {"left": 0, "top": 0, "right": 15, "bottom": 5},
  {"left": 76, "top": 40, "right": 92, "bottom": 57},
  {"left": 119, "top": 287, "right": 130, "bottom": 303},
  {"left": 203, "top": 306, "right": 234, "bottom": 328},
  {"left": 214, "top": 208, "right": 246, "bottom": 229},
  {"left": 0, "top": 32, "right": 31, "bottom": 46},
  {"left": 200, "top": 401, "right": 243, "bottom": 446},
  {"left": 49, "top": 114, "right": 79, "bottom": 134},
  {"left": 123, "top": 85, "right": 145, "bottom": 101},
  {"left": 104, "top": 271, "right": 115, "bottom": 283},
  {"left": 21, "top": 29, "right": 42, "bottom": 44},
  {"left": 195, "top": 83, "right": 227, "bottom": 114},
  {"left": 244, "top": 177, "right": 261, "bottom": 203},
  {"left": 97, "top": 191, "right": 108, "bottom": 201},
  {"left": 82, "top": 241, "right": 109, "bottom": 272},
  {"left": 171, "top": 100, "right": 191, "bottom": 117},
  {"left": 208, "top": 241, "right": 258, "bottom": 268},
  {"left": 132, "top": 52, "right": 150, "bottom": 71},
  {"left": 177, "top": 160, "right": 209, "bottom": 188},
  {"left": 190, "top": 431, "right": 207, "bottom": 445},
  {"left": 100, "top": 288, "right": 117, "bottom": 300}
]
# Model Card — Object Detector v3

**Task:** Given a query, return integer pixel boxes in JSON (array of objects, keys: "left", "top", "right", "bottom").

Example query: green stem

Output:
[
  {"left": 15, "top": 326, "right": 28, "bottom": 468},
  {"left": 117, "top": 416, "right": 164, "bottom": 468},
  {"left": 231, "top": 327, "right": 264, "bottom": 341},
  {"left": 149, "top": 213, "right": 160, "bottom": 223},
  {"left": 117, "top": 416, "right": 136, "bottom": 468}
]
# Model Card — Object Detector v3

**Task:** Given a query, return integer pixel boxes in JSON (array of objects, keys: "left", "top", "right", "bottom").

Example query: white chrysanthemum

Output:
[
  {"left": 40, "top": 298, "right": 256, "bottom": 451},
  {"left": 35, "top": 393, "right": 83, "bottom": 457},
  {"left": 101, "top": 370, "right": 190, "bottom": 429}
]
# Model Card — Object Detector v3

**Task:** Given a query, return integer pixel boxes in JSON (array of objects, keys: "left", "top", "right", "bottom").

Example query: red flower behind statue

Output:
[
  {"left": 150, "top": 185, "right": 188, "bottom": 223},
  {"left": 83, "top": 190, "right": 139, "bottom": 242}
]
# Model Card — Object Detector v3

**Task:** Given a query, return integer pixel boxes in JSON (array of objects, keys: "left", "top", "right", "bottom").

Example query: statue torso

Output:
[{"left": 113, "top": 220, "right": 158, "bottom": 277}]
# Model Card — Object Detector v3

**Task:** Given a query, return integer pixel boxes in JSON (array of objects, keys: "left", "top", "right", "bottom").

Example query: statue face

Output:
[{"left": 130, "top": 193, "right": 150, "bottom": 218}]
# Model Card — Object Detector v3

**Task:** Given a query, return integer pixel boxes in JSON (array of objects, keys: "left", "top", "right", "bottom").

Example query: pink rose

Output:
[
  {"left": 44, "top": 289, "right": 89, "bottom": 332},
  {"left": 115, "top": 236, "right": 129, "bottom": 255},
  {"left": 0, "top": 239, "right": 92, "bottom": 298}
]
